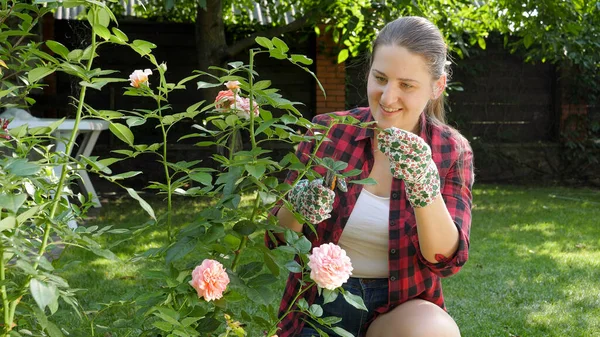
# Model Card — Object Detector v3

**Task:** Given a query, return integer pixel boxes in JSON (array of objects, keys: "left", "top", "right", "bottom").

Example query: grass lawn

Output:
[{"left": 52, "top": 184, "right": 600, "bottom": 336}]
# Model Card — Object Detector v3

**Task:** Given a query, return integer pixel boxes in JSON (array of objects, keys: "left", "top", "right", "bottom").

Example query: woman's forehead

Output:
[{"left": 371, "top": 45, "right": 431, "bottom": 80}]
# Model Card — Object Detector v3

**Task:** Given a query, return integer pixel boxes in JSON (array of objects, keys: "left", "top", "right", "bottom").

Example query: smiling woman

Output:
[{"left": 270, "top": 16, "right": 474, "bottom": 337}]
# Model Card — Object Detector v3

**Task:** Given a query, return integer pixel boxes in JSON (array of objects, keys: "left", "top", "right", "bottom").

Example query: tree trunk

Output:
[{"left": 195, "top": 0, "right": 228, "bottom": 103}]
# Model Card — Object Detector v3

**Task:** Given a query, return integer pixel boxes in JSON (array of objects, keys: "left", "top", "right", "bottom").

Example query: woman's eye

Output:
[
  {"left": 375, "top": 76, "right": 387, "bottom": 83},
  {"left": 401, "top": 83, "right": 413, "bottom": 89}
]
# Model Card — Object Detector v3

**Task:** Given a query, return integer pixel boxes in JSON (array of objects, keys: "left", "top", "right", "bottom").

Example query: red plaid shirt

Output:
[{"left": 266, "top": 107, "right": 474, "bottom": 337}]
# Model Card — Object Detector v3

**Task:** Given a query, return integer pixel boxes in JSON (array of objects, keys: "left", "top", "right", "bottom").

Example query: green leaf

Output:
[
  {"left": 269, "top": 49, "right": 287, "bottom": 60},
  {"left": 291, "top": 54, "right": 313, "bottom": 65},
  {"left": 523, "top": 35, "right": 534, "bottom": 49},
  {"left": 297, "top": 298, "right": 309, "bottom": 310},
  {"left": 253, "top": 80, "right": 271, "bottom": 90},
  {"left": 272, "top": 37, "right": 289, "bottom": 52},
  {"left": 107, "top": 171, "right": 142, "bottom": 180},
  {"left": 197, "top": 81, "right": 222, "bottom": 89},
  {"left": 89, "top": 247, "right": 119, "bottom": 261},
  {"left": 93, "top": 24, "right": 111, "bottom": 40},
  {"left": 263, "top": 251, "right": 280, "bottom": 277},
  {"left": 153, "top": 321, "right": 173, "bottom": 332},
  {"left": 0, "top": 193, "right": 27, "bottom": 214},
  {"left": 67, "top": 49, "right": 83, "bottom": 61},
  {"left": 126, "top": 116, "right": 146, "bottom": 127},
  {"left": 309, "top": 304, "right": 323, "bottom": 317},
  {"left": 97, "top": 6, "right": 111, "bottom": 27},
  {"left": 126, "top": 188, "right": 156, "bottom": 220},
  {"left": 255, "top": 37, "right": 273, "bottom": 49},
  {"left": 237, "top": 261, "right": 263, "bottom": 279},
  {"left": 232, "top": 220, "right": 257, "bottom": 236},
  {"left": 131, "top": 39, "right": 156, "bottom": 56},
  {"left": 166, "top": 237, "right": 196, "bottom": 264},
  {"left": 280, "top": 114, "right": 298, "bottom": 125},
  {"left": 294, "top": 236, "right": 312, "bottom": 254},
  {"left": 28, "top": 66, "right": 54, "bottom": 83},
  {"left": 190, "top": 172, "right": 212, "bottom": 186},
  {"left": 46, "top": 41, "right": 69, "bottom": 59},
  {"left": 337, "top": 49, "right": 349, "bottom": 64},
  {"left": 109, "top": 122, "right": 134, "bottom": 145},
  {"left": 322, "top": 289, "right": 338, "bottom": 305},
  {"left": 477, "top": 36, "right": 486, "bottom": 50},
  {"left": 30, "top": 278, "right": 59, "bottom": 311},
  {"left": 342, "top": 291, "right": 368, "bottom": 311},
  {"left": 284, "top": 260, "right": 302, "bottom": 273},
  {"left": 331, "top": 327, "right": 354, "bottom": 337},
  {"left": 3, "top": 158, "right": 41, "bottom": 177},
  {"left": 45, "top": 321, "right": 65, "bottom": 337},
  {"left": 245, "top": 164, "right": 265, "bottom": 179},
  {"left": 0, "top": 216, "right": 16, "bottom": 232},
  {"left": 349, "top": 177, "right": 377, "bottom": 185},
  {"left": 247, "top": 273, "right": 278, "bottom": 288},
  {"left": 111, "top": 27, "right": 129, "bottom": 43}
]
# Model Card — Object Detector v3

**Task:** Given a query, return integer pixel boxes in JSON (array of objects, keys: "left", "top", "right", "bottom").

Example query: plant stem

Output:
[
  {"left": 230, "top": 50, "right": 262, "bottom": 272},
  {"left": 1, "top": 244, "right": 9, "bottom": 334},
  {"left": 9, "top": 7, "right": 100, "bottom": 329},
  {"left": 248, "top": 49, "right": 257, "bottom": 149},
  {"left": 270, "top": 282, "right": 315, "bottom": 334},
  {"left": 158, "top": 98, "right": 172, "bottom": 244}
]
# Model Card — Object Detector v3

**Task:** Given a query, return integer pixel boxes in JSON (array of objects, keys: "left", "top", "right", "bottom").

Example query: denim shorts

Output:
[{"left": 298, "top": 277, "right": 389, "bottom": 337}]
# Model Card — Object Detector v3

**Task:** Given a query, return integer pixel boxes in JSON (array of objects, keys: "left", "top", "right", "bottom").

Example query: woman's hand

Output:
[
  {"left": 377, "top": 127, "right": 440, "bottom": 208},
  {"left": 287, "top": 179, "right": 335, "bottom": 224}
]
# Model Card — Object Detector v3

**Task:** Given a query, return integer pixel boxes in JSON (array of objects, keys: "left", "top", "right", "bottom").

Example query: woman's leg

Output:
[{"left": 365, "top": 299, "right": 460, "bottom": 337}]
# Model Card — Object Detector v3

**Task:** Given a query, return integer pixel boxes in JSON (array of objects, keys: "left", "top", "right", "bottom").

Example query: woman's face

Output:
[{"left": 367, "top": 45, "right": 445, "bottom": 132}]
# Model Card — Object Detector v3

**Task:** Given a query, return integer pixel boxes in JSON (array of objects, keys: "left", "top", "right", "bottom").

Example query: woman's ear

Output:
[{"left": 432, "top": 74, "right": 447, "bottom": 99}]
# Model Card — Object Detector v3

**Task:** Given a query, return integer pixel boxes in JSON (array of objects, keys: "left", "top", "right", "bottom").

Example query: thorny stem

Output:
[{"left": 8, "top": 6, "right": 101, "bottom": 331}]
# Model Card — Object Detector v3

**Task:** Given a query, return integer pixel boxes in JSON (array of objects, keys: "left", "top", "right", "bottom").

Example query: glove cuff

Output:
[{"left": 405, "top": 160, "right": 440, "bottom": 208}]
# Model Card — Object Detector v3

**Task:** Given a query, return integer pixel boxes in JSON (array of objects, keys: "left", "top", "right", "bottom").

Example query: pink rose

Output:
[
  {"left": 129, "top": 69, "right": 152, "bottom": 88},
  {"left": 189, "top": 259, "right": 230, "bottom": 301},
  {"left": 234, "top": 96, "right": 259, "bottom": 120},
  {"left": 215, "top": 90, "right": 236, "bottom": 109},
  {"left": 225, "top": 80, "right": 240, "bottom": 90},
  {"left": 308, "top": 243, "right": 353, "bottom": 290}
]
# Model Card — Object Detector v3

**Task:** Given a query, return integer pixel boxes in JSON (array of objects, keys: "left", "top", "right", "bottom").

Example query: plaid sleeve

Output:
[
  {"left": 264, "top": 115, "right": 330, "bottom": 249},
  {"left": 419, "top": 148, "right": 474, "bottom": 277}
]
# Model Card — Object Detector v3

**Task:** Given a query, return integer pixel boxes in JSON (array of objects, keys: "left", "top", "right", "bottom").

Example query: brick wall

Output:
[{"left": 315, "top": 27, "right": 346, "bottom": 115}]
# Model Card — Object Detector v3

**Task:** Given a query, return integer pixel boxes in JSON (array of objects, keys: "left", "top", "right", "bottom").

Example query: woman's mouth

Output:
[{"left": 380, "top": 104, "right": 402, "bottom": 113}]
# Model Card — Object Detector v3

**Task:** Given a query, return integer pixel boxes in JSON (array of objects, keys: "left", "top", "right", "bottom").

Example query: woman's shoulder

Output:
[{"left": 427, "top": 119, "right": 472, "bottom": 155}]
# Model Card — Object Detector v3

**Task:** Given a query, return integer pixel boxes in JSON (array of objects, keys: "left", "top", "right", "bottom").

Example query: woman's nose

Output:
[{"left": 380, "top": 85, "right": 398, "bottom": 106}]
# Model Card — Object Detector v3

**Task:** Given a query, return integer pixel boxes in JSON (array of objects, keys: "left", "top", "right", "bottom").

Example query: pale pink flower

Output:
[
  {"left": 214, "top": 90, "right": 259, "bottom": 119},
  {"left": 308, "top": 243, "right": 353, "bottom": 290},
  {"left": 129, "top": 69, "right": 152, "bottom": 88},
  {"left": 234, "top": 96, "right": 260, "bottom": 120},
  {"left": 189, "top": 259, "right": 230, "bottom": 301},
  {"left": 225, "top": 80, "right": 240, "bottom": 90}
]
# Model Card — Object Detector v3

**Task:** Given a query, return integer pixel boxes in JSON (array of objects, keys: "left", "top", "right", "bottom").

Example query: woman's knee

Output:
[{"left": 366, "top": 299, "right": 460, "bottom": 337}]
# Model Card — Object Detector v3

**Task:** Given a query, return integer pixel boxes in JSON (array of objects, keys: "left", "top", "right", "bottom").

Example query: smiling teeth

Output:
[{"left": 382, "top": 106, "right": 400, "bottom": 112}]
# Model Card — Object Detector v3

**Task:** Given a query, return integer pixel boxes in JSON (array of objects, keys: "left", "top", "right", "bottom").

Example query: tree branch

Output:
[{"left": 226, "top": 15, "right": 313, "bottom": 57}]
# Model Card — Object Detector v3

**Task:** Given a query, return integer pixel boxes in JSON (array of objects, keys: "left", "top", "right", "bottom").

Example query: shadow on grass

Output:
[{"left": 444, "top": 185, "right": 600, "bottom": 337}]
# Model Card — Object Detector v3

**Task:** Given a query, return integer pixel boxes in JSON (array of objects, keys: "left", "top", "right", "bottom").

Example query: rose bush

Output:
[{"left": 0, "top": 1, "right": 376, "bottom": 336}]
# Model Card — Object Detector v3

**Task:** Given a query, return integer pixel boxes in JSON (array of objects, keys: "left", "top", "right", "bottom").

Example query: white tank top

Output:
[{"left": 338, "top": 188, "right": 390, "bottom": 278}]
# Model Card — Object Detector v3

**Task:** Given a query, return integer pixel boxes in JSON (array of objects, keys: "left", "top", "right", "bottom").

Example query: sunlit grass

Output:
[
  {"left": 445, "top": 185, "right": 600, "bottom": 336},
  {"left": 51, "top": 185, "right": 600, "bottom": 336}
]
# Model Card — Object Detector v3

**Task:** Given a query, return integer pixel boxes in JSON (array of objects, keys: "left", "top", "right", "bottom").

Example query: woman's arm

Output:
[
  {"left": 414, "top": 195, "right": 459, "bottom": 263},
  {"left": 275, "top": 206, "right": 304, "bottom": 241}
]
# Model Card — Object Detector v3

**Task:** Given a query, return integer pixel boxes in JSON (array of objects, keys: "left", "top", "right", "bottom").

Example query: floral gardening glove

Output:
[
  {"left": 287, "top": 179, "right": 335, "bottom": 224},
  {"left": 377, "top": 128, "right": 440, "bottom": 208}
]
